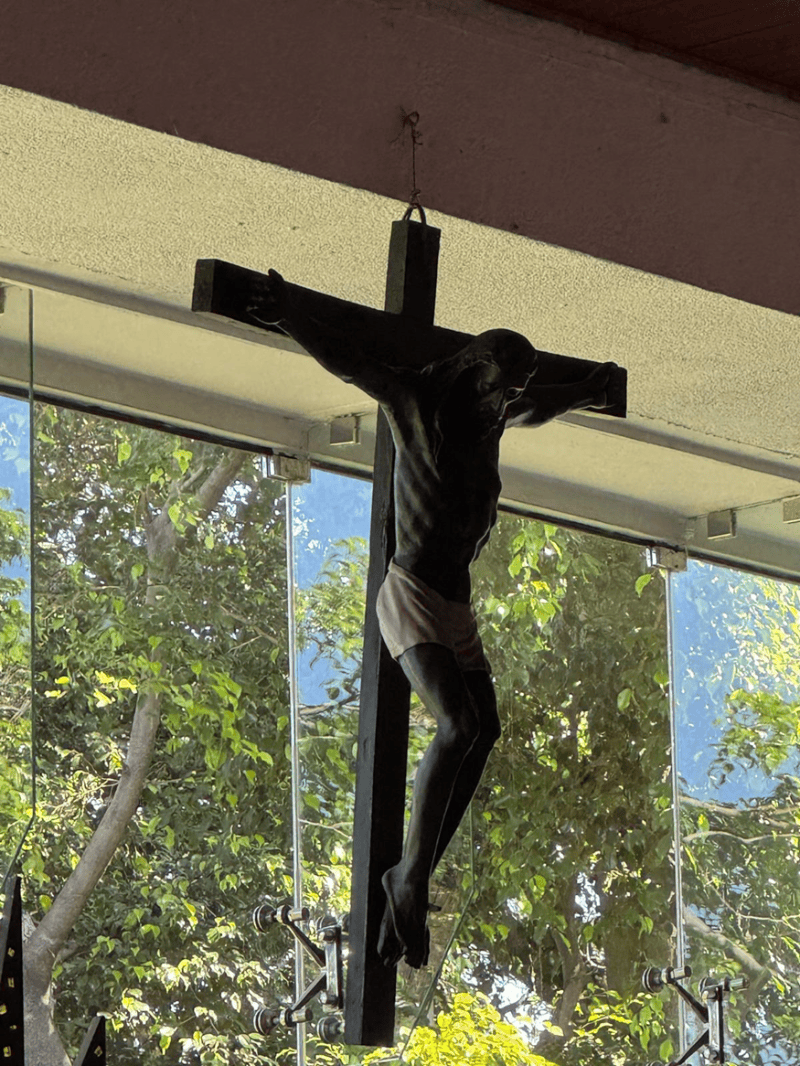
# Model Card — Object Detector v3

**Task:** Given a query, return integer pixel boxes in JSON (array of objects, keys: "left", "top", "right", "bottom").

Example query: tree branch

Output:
[
  {"left": 682, "top": 906, "right": 776, "bottom": 990},
  {"left": 194, "top": 451, "right": 248, "bottom": 520},
  {"left": 683, "top": 830, "right": 800, "bottom": 844},
  {"left": 681, "top": 795, "right": 799, "bottom": 820},
  {"left": 25, "top": 686, "right": 162, "bottom": 986}
]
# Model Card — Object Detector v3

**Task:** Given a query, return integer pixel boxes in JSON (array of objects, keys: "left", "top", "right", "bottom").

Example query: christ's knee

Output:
[
  {"left": 465, "top": 673, "right": 501, "bottom": 749},
  {"left": 436, "top": 705, "right": 480, "bottom": 758}
]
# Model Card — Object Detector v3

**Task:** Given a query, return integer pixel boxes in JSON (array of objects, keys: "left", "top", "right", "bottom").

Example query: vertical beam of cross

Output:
[{"left": 344, "top": 217, "right": 441, "bottom": 1047}]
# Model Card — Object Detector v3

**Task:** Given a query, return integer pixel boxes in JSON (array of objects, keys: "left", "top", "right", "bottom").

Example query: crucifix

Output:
[{"left": 192, "top": 215, "right": 626, "bottom": 1047}]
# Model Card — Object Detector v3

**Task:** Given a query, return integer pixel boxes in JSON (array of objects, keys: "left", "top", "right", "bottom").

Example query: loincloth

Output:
[{"left": 376, "top": 560, "right": 491, "bottom": 673}]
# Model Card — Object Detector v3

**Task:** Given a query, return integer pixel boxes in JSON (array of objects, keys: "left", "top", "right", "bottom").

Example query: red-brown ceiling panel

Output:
[{"left": 486, "top": 0, "right": 800, "bottom": 99}]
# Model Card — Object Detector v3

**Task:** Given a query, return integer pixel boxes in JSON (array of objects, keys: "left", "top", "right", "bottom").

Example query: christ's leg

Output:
[
  {"left": 378, "top": 642, "right": 480, "bottom": 968},
  {"left": 430, "top": 669, "right": 500, "bottom": 874}
]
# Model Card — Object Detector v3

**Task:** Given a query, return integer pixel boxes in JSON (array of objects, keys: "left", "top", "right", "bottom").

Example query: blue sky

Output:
[
  {"left": 0, "top": 394, "right": 31, "bottom": 596},
  {"left": 0, "top": 394, "right": 30, "bottom": 513},
  {"left": 290, "top": 468, "right": 372, "bottom": 706},
  {"left": 291, "top": 468, "right": 371, "bottom": 589},
  {"left": 670, "top": 559, "right": 800, "bottom": 806}
]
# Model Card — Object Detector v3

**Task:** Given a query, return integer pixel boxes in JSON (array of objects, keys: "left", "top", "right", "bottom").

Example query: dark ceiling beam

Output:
[{"left": 485, "top": 0, "right": 800, "bottom": 104}]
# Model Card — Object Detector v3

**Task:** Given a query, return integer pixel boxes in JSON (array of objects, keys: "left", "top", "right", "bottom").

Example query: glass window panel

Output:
[
  {"left": 289, "top": 469, "right": 369, "bottom": 1063},
  {"left": 440, "top": 515, "right": 675, "bottom": 1066},
  {"left": 670, "top": 560, "right": 800, "bottom": 1063},
  {"left": 27, "top": 404, "right": 294, "bottom": 1062},
  {"left": 1, "top": 282, "right": 33, "bottom": 886},
  {"left": 291, "top": 468, "right": 675, "bottom": 1065},
  {"left": 24, "top": 409, "right": 676, "bottom": 1063},
  {"left": 291, "top": 467, "right": 371, "bottom": 925}
]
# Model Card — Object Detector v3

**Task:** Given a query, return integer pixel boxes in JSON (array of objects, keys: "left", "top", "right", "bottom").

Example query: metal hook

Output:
[{"left": 402, "top": 202, "right": 427, "bottom": 226}]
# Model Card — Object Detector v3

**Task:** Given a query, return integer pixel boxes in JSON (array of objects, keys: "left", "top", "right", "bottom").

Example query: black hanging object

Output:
[
  {"left": 0, "top": 877, "right": 25, "bottom": 1061},
  {"left": 74, "top": 1015, "right": 106, "bottom": 1066}
]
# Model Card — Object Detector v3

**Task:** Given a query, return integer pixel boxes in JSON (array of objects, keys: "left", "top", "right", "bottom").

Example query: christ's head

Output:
[
  {"left": 459, "top": 329, "right": 538, "bottom": 419},
  {"left": 433, "top": 329, "right": 538, "bottom": 448}
]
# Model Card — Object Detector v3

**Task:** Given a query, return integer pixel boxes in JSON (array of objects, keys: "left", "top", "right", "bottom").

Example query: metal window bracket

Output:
[
  {"left": 646, "top": 546, "right": 688, "bottom": 572},
  {"left": 252, "top": 902, "right": 347, "bottom": 1043},
  {"left": 329, "top": 415, "right": 361, "bottom": 447},
  {"left": 642, "top": 964, "right": 748, "bottom": 1064},
  {"left": 266, "top": 454, "right": 311, "bottom": 484}
]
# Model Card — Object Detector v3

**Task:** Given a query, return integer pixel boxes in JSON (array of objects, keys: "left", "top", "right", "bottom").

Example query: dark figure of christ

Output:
[{"left": 249, "top": 270, "right": 615, "bottom": 969}]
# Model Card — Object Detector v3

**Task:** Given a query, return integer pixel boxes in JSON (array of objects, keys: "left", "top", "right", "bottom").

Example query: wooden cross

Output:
[{"left": 192, "top": 219, "right": 626, "bottom": 1046}]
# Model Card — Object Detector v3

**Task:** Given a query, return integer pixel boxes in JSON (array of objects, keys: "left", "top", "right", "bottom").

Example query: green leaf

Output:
[
  {"left": 173, "top": 446, "right": 192, "bottom": 474},
  {"left": 167, "top": 502, "right": 184, "bottom": 531},
  {"left": 635, "top": 572, "right": 653, "bottom": 596}
]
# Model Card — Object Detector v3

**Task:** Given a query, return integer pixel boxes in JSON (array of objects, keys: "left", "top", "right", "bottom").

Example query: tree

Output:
[{"left": 376, "top": 992, "right": 559, "bottom": 1066}]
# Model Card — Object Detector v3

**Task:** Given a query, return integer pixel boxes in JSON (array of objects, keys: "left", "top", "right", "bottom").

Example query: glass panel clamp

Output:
[
  {"left": 252, "top": 902, "right": 347, "bottom": 1043},
  {"left": 266, "top": 454, "right": 311, "bottom": 484},
  {"left": 646, "top": 546, "right": 688, "bottom": 572},
  {"left": 642, "top": 964, "right": 748, "bottom": 1064}
]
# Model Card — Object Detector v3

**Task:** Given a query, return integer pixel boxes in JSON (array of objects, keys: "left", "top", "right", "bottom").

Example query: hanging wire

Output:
[
  {"left": 400, "top": 109, "right": 426, "bottom": 225},
  {"left": 284, "top": 480, "right": 307, "bottom": 1066}
]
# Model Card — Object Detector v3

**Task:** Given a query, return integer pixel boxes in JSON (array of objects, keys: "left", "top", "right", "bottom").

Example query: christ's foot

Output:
[
  {"left": 377, "top": 898, "right": 405, "bottom": 969},
  {"left": 378, "top": 865, "right": 429, "bottom": 970}
]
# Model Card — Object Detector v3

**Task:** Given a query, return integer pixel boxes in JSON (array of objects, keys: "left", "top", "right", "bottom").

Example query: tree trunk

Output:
[{"left": 21, "top": 944, "right": 71, "bottom": 1066}]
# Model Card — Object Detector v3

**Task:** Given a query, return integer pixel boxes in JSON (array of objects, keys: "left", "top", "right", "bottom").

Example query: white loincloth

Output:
[{"left": 376, "top": 560, "right": 491, "bottom": 673}]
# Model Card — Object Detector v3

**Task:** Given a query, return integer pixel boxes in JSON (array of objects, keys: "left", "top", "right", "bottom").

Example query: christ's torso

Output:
[{"left": 384, "top": 374, "right": 504, "bottom": 603}]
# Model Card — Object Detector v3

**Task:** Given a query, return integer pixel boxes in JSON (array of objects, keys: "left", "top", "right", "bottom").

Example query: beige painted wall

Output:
[{"left": 1, "top": 0, "right": 800, "bottom": 315}]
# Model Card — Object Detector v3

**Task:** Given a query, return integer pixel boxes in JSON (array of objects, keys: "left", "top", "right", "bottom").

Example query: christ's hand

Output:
[
  {"left": 247, "top": 268, "right": 290, "bottom": 326},
  {"left": 584, "top": 360, "right": 617, "bottom": 409}
]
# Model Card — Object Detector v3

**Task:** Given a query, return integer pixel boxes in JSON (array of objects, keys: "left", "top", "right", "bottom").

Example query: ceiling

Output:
[
  {"left": 487, "top": 0, "right": 800, "bottom": 101},
  {"left": 1, "top": 83, "right": 799, "bottom": 580}
]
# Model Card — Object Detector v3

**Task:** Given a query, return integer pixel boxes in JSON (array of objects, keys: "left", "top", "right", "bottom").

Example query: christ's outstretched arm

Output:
[
  {"left": 247, "top": 269, "right": 405, "bottom": 405},
  {"left": 504, "top": 360, "right": 618, "bottom": 428}
]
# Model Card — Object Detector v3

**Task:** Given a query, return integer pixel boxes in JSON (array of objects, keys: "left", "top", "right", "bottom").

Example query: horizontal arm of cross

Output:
[
  {"left": 193, "top": 259, "right": 626, "bottom": 416},
  {"left": 193, "top": 257, "right": 470, "bottom": 367}
]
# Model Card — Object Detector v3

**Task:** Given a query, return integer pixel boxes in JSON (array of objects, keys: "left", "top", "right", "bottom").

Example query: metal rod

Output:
[
  {"left": 285, "top": 480, "right": 306, "bottom": 1066},
  {"left": 666, "top": 571, "right": 687, "bottom": 1059}
]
